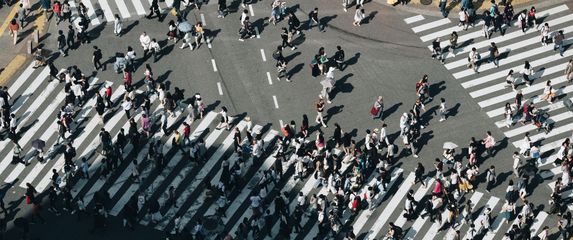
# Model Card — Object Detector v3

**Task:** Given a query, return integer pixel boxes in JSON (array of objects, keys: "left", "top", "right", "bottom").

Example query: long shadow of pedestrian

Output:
[
  {"left": 324, "top": 105, "right": 344, "bottom": 123},
  {"left": 88, "top": 23, "right": 107, "bottom": 39},
  {"left": 363, "top": 11, "right": 378, "bottom": 24},
  {"left": 490, "top": 137, "right": 509, "bottom": 159},
  {"left": 252, "top": 18, "right": 268, "bottom": 35},
  {"left": 284, "top": 52, "right": 301, "bottom": 63},
  {"left": 329, "top": 73, "right": 354, "bottom": 100},
  {"left": 15, "top": 119, "right": 39, "bottom": 140},
  {"left": 447, "top": 103, "right": 461, "bottom": 117},
  {"left": 287, "top": 63, "right": 304, "bottom": 80},
  {"left": 343, "top": 53, "right": 360, "bottom": 71},
  {"left": 206, "top": 29, "right": 221, "bottom": 43},
  {"left": 292, "top": 33, "right": 307, "bottom": 46},
  {"left": 38, "top": 32, "right": 52, "bottom": 43},
  {"left": 123, "top": 20, "right": 139, "bottom": 35},
  {"left": 430, "top": 81, "right": 446, "bottom": 99},
  {"left": 156, "top": 70, "right": 173, "bottom": 84},
  {"left": 204, "top": 100, "right": 221, "bottom": 113},
  {"left": 383, "top": 102, "right": 402, "bottom": 119},
  {"left": 416, "top": 130, "right": 434, "bottom": 152},
  {"left": 156, "top": 44, "right": 174, "bottom": 62},
  {"left": 16, "top": 28, "right": 35, "bottom": 44}
]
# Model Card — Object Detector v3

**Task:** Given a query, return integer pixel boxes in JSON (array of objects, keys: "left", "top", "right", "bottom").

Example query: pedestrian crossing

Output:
[
  {"left": 64, "top": 0, "right": 176, "bottom": 25},
  {"left": 404, "top": 4, "right": 573, "bottom": 199}
]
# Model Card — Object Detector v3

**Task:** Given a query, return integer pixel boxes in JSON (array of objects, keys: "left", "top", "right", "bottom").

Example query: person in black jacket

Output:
[{"left": 334, "top": 45, "right": 345, "bottom": 70}]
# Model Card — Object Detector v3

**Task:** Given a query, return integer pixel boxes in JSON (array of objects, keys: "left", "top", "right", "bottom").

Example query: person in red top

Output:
[
  {"left": 53, "top": 1, "right": 62, "bottom": 25},
  {"left": 105, "top": 85, "right": 113, "bottom": 108},
  {"left": 8, "top": 19, "right": 20, "bottom": 45},
  {"left": 182, "top": 122, "right": 191, "bottom": 144},
  {"left": 123, "top": 69, "right": 132, "bottom": 90}
]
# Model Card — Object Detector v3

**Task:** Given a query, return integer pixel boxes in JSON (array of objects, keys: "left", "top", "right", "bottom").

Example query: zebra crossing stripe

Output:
[
  {"left": 394, "top": 178, "right": 435, "bottom": 228},
  {"left": 35, "top": 86, "right": 126, "bottom": 192},
  {"left": 8, "top": 62, "right": 36, "bottom": 97},
  {"left": 363, "top": 173, "right": 416, "bottom": 239},
  {"left": 404, "top": 15, "right": 424, "bottom": 24},
  {"left": 487, "top": 84, "right": 573, "bottom": 118},
  {"left": 530, "top": 211, "right": 549, "bottom": 235},
  {"left": 109, "top": 111, "right": 218, "bottom": 216},
  {"left": 130, "top": 0, "right": 147, "bottom": 15},
  {"left": 422, "top": 206, "right": 451, "bottom": 240},
  {"left": 512, "top": 122, "right": 573, "bottom": 149},
  {"left": 10, "top": 67, "right": 50, "bottom": 116},
  {"left": 81, "top": 0, "right": 102, "bottom": 25},
  {"left": 155, "top": 121, "right": 246, "bottom": 230},
  {"left": 352, "top": 168, "right": 404, "bottom": 235},
  {"left": 97, "top": 0, "right": 116, "bottom": 22},
  {"left": 114, "top": 0, "right": 132, "bottom": 18},
  {"left": 505, "top": 111, "right": 573, "bottom": 138},
  {"left": 495, "top": 97, "right": 573, "bottom": 128},
  {"left": 411, "top": 19, "right": 451, "bottom": 33},
  {"left": 433, "top": 5, "right": 569, "bottom": 51},
  {"left": 462, "top": 197, "right": 500, "bottom": 240}
]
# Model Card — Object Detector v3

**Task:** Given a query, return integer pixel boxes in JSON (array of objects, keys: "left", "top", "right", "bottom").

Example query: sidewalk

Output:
[
  {"left": 0, "top": 2, "right": 48, "bottom": 86},
  {"left": 372, "top": 0, "right": 570, "bottom": 17}
]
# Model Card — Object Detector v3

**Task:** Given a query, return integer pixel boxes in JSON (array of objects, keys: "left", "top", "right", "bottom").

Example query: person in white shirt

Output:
[
  {"left": 468, "top": 47, "right": 479, "bottom": 73},
  {"left": 139, "top": 32, "right": 151, "bottom": 56},
  {"left": 439, "top": 98, "right": 447, "bottom": 122},
  {"left": 540, "top": 22, "right": 550, "bottom": 45},
  {"left": 148, "top": 38, "right": 161, "bottom": 62},
  {"left": 122, "top": 97, "right": 133, "bottom": 119},
  {"left": 113, "top": 14, "right": 122, "bottom": 36}
]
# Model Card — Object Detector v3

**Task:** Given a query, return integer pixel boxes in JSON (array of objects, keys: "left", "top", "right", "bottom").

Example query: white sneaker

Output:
[
  {"left": 238, "top": 38, "right": 244, "bottom": 42},
  {"left": 439, "top": 118, "right": 445, "bottom": 122}
]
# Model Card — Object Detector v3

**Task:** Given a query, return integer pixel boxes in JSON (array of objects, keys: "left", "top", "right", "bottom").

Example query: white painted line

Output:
[
  {"left": 97, "top": 0, "right": 116, "bottom": 22},
  {"left": 266, "top": 72, "right": 273, "bottom": 85},
  {"left": 130, "top": 0, "right": 147, "bottom": 15},
  {"left": 404, "top": 15, "right": 424, "bottom": 24},
  {"left": 433, "top": 5, "right": 569, "bottom": 51},
  {"left": 530, "top": 212, "right": 548, "bottom": 235},
  {"left": 10, "top": 67, "right": 50, "bottom": 114},
  {"left": 422, "top": 208, "right": 450, "bottom": 240},
  {"left": 260, "top": 49, "right": 266, "bottom": 62},
  {"left": 81, "top": 0, "right": 102, "bottom": 25},
  {"left": 495, "top": 97, "right": 573, "bottom": 128},
  {"left": 462, "top": 47, "right": 573, "bottom": 89},
  {"left": 363, "top": 173, "right": 416, "bottom": 239},
  {"left": 217, "top": 82, "right": 223, "bottom": 95},
  {"left": 255, "top": 27, "right": 260, "bottom": 38},
  {"left": 512, "top": 121, "right": 573, "bottom": 149},
  {"left": 279, "top": 119, "right": 284, "bottom": 128},
  {"left": 8, "top": 62, "right": 36, "bottom": 97},
  {"left": 504, "top": 111, "right": 573, "bottom": 138},
  {"left": 273, "top": 96, "right": 279, "bottom": 109},
  {"left": 248, "top": 4, "right": 254, "bottom": 16},
  {"left": 453, "top": 39, "right": 573, "bottom": 79},
  {"left": 394, "top": 178, "right": 435, "bottom": 228},
  {"left": 211, "top": 59, "right": 218, "bottom": 72},
  {"left": 462, "top": 197, "right": 500, "bottom": 240},
  {"left": 411, "top": 18, "right": 451, "bottom": 33},
  {"left": 200, "top": 13, "right": 206, "bottom": 26}
]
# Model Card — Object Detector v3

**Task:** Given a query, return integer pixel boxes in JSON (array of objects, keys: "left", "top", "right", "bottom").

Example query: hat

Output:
[{"left": 373, "top": 128, "right": 379, "bottom": 133}]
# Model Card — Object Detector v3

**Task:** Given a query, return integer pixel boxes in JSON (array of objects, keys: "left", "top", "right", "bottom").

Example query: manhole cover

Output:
[{"left": 420, "top": 0, "right": 432, "bottom": 5}]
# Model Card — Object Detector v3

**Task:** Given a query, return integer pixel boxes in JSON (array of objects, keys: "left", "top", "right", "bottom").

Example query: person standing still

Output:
[{"left": 92, "top": 46, "right": 103, "bottom": 71}]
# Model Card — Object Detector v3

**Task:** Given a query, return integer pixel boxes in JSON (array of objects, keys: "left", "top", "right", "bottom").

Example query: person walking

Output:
[
  {"left": 149, "top": 38, "right": 161, "bottom": 62},
  {"left": 66, "top": 25, "right": 75, "bottom": 50},
  {"left": 489, "top": 42, "right": 499, "bottom": 67},
  {"left": 540, "top": 23, "right": 550, "bottom": 45},
  {"left": 482, "top": 131, "right": 496, "bottom": 157},
  {"left": 554, "top": 30, "right": 565, "bottom": 56},
  {"left": 17, "top": 3, "right": 26, "bottom": 27},
  {"left": 146, "top": 0, "right": 161, "bottom": 20},
  {"left": 521, "top": 61, "right": 534, "bottom": 86},
  {"left": 315, "top": 97, "right": 327, "bottom": 128},
  {"left": 8, "top": 19, "right": 20, "bottom": 45},
  {"left": 122, "top": 97, "right": 133, "bottom": 120},
  {"left": 308, "top": 8, "right": 321, "bottom": 31},
  {"left": 334, "top": 46, "right": 345, "bottom": 70},
  {"left": 370, "top": 96, "right": 384, "bottom": 120},
  {"left": 414, "top": 162, "right": 426, "bottom": 187},
  {"left": 8, "top": 113, "right": 17, "bottom": 137},
  {"left": 566, "top": 59, "right": 573, "bottom": 83},
  {"left": 486, "top": 165, "right": 496, "bottom": 192},
  {"left": 438, "top": 98, "right": 447, "bottom": 122},
  {"left": 439, "top": 0, "right": 447, "bottom": 18},
  {"left": 353, "top": 6, "right": 365, "bottom": 26},
  {"left": 468, "top": 47, "right": 480, "bottom": 73},
  {"left": 113, "top": 14, "right": 122, "bottom": 36},
  {"left": 432, "top": 38, "right": 445, "bottom": 64},
  {"left": 280, "top": 27, "right": 296, "bottom": 50},
  {"left": 92, "top": 46, "right": 103, "bottom": 71},
  {"left": 140, "top": 32, "right": 151, "bottom": 57},
  {"left": 12, "top": 142, "right": 23, "bottom": 164},
  {"left": 449, "top": 31, "right": 458, "bottom": 52}
]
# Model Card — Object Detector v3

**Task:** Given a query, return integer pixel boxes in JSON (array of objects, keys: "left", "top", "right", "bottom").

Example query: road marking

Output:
[
  {"left": 0, "top": 55, "right": 27, "bottom": 86},
  {"left": 404, "top": 15, "right": 424, "bottom": 24},
  {"left": 530, "top": 212, "right": 548, "bottom": 235},
  {"left": 130, "top": 0, "right": 147, "bottom": 15},
  {"left": 200, "top": 13, "right": 206, "bottom": 26},
  {"left": 260, "top": 49, "right": 266, "bottom": 62},
  {"left": 97, "top": 0, "right": 116, "bottom": 21},
  {"left": 272, "top": 95, "right": 279, "bottom": 109},
  {"left": 411, "top": 18, "right": 451, "bottom": 33},
  {"left": 249, "top": 4, "right": 254, "bottom": 16},
  {"left": 462, "top": 197, "right": 500, "bottom": 240},
  {"left": 81, "top": 0, "right": 102, "bottom": 25},
  {"left": 114, "top": 0, "right": 131, "bottom": 18},
  {"left": 266, "top": 72, "right": 273, "bottom": 85},
  {"left": 207, "top": 38, "right": 212, "bottom": 48},
  {"left": 255, "top": 26, "right": 260, "bottom": 38},
  {"left": 0, "top": 4, "right": 19, "bottom": 37},
  {"left": 211, "top": 59, "right": 218, "bottom": 72},
  {"left": 217, "top": 82, "right": 223, "bottom": 95},
  {"left": 279, "top": 119, "right": 284, "bottom": 128}
]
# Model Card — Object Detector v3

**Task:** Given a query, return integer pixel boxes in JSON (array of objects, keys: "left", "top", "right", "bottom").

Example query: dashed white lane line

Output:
[
  {"left": 279, "top": 119, "right": 284, "bottom": 128},
  {"left": 249, "top": 4, "right": 254, "bottom": 16},
  {"left": 211, "top": 59, "right": 218, "bottom": 72},
  {"left": 255, "top": 27, "right": 261, "bottom": 38},
  {"left": 217, "top": 82, "right": 223, "bottom": 95},
  {"left": 273, "top": 95, "right": 279, "bottom": 109},
  {"left": 260, "top": 49, "right": 267, "bottom": 62},
  {"left": 266, "top": 72, "right": 273, "bottom": 85},
  {"left": 200, "top": 13, "right": 206, "bottom": 25},
  {"left": 207, "top": 38, "right": 212, "bottom": 48}
]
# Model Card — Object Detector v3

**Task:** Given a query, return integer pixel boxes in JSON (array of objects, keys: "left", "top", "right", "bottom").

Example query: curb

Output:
[
  {"left": 0, "top": 54, "right": 27, "bottom": 86},
  {"left": 372, "top": 0, "right": 570, "bottom": 18}
]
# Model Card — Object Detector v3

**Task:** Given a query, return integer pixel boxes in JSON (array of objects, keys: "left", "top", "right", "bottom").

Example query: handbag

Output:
[{"left": 370, "top": 106, "right": 380, "bottom": 116}]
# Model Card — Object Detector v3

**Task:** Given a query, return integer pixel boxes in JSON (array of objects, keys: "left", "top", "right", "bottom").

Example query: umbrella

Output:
[
  {"left": 32, "top": 139, "right": 46, "bottom": 150},
  {"left": 443, "top": 141, "right": 458, "bottom": 149},
  {"left": 320, "top": 77, "right": 334, "bottom": 88},
  {"left": 178, "top": 21, "right": 193, "bottom": 33}
]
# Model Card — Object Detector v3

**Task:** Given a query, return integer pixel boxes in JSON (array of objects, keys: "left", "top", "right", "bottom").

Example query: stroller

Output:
[{"left": 532, "top": 109, "right": 552, "bottom": 133}]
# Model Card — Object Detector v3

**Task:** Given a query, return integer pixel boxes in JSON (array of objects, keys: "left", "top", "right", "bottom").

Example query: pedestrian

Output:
[
  {"left": 482, "top": 131, "right": 496, "bottom": 157},
  {"left": 353, "top": 6, "right": 365, "bottom": 26},
  {"left": 527, "top": 6, "right": 537, "bottom": 28},
  {"left": 489, "top": 42, "right": 499, "bottom": 67},
  {"left": 17, "top": 3, "right": 26, "bottom": 27},
  {"left": 280, "top": 27, "right": 296, "bottom": 50},
  {"left": 194, "top": 22, "right": 205, "bottom": 49},
  {"left": 67, "top": 25, "right": 75, "bottom": 50},
  {"left": 149, "top": 38, "right": 161, "bottom": 62},
  {"left": 180, "top": 31, "right": 194, "bottom": 49},
  {"left": 53, "top": 1, "right": 62, "bottom": 25},
  {"left": 276, "top": 57, "right": 291, "bottom": 82},
  {"left": 439, "top": 0, "right": 447, "bottom": 18},
  {"left": 8, "top": 19, "right": 20, "bottom": 45},
  {"left": 458, "top": 8, "right": 469, "bottom": 30},
  {"left": 333, "top": 46, "right": 345, "bottom": 70},
  {"left": 521, "top": 60, "right": 534, "bottom": 86},
  {"left": 140, "top": 32, "right": 151, "bottom": 57},
  {"left": 315, "top": 97, "right": 327, "bottom": 128},
  {"left": 12, "top": 142, "right": 22, "bottom": 164},
  {"left": 540, "top": 22, "right": 550, "bottom": 45},
  {"left": 558, "top": 212, "right": 571, "bottom": 239},
  {"left": 486, "top": 165, "right": 496, "bottom": 192},
  {"left": 25, "top": 183, "right": 37, "bottom": 205},
  {"left": 92, "top": 46, "right": 103, "bottom": 71},
  {"left": 414, "top": 162, "right": 426, "bottom": 187},
  {"left": 438, "top": 98, "right": 447, "bottom": 121},
  {"left": 287, "top": 12, "right": 301, "bottom": 35},
  {"left": 122, "top": 97, "right": 133, "bottom": 119},
  {"left": 8, "top": 113, "right": 17, "bottom": 137},
  {"left": 432, "top": 38, "right": 445, "bottom": 64},
  {"left": 308, "top": 8, "right": 321, "bottom": 31},
  {"left": 168, "top": 186, "right": 177, "bottom": 208},
  {"left": 554, "top": 30, "right": 565, "bottom": 56},
  {"left": 113, "top": 14, "right": 122, "bottom": 36},
  {"left": 468, "top": 47, "right": 480, "bottom": 73},
  {"left": 146, "top": 0, "right": 161, "bottom": 20},
  {"left": 216, "top": 106, "right": 231, "bottom": 131},
  {"left": 370, "top": 96, "right": 384, "bottom": 120},
  {"left": 449, "top": 31, "right": 458, "bottom": 51},
  {"left": 217, "top": 0, "right": 227, "bottom": 18},
  {"left": 566, "top": 59, "right": 573, "bottom": 83}
]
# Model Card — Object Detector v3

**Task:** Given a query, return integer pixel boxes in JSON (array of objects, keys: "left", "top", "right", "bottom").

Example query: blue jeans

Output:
[
  {"left": 439, "top": 1, "right": 447, "bottom": 17},
  {"left": 555, "top": 43, "right": 564, "bottom": 56}
]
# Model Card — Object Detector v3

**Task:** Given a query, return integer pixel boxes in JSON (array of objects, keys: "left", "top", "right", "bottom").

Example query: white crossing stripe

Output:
[
  {"left": 114, "top": 0, "right": 131, "bottom": 18},
  {"left": 10, "top": 67, "right": 50, "bottom": 116},
  {"left": 411, "top": 18, "right": 451, "bottom": 33},
  {"left": 8, "top": 60, "right": 37, "bottom": 97},
  {"left": 462, "top": 197, "right": 500, "bottom": 240},
  {"left": 504, "top": 111, "right": 573, "bottom": 138},
  {"left": 512, "top": 122, "right": 573, "bottom": 149},
  {"left": 530, "top": 211, "right": 549, "bottom": 236},
  {"left": 404, "top": 15, "right": 424, "bottom": 24},
  {"left": 81, "top": 0, "right": 102, "bottom": 25},
  {"left": 394, "top": 178, "right": 435, "bottom": 227},
  {"left": 363, "top": 173, "right": 416, "bottom": 239},
  {"left": 131, "top": 0, "right": 147, "bottom": 15},
  {"left": 495, "top": 97, "right": 573, "bottom": 128},
  {"left": 487, "top": 83, "right": 573, "bottom": 118},
  {"left": 97, "top": 0, "right": 116, "bottom": 22}
]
